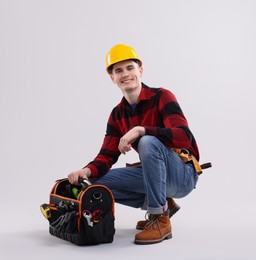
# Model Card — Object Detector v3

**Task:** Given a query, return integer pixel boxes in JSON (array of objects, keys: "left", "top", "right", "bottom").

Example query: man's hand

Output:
[
  {"left": 118, "top": 126, "right": 145, "bottom": 154},
  {"left": 68, "top": 167, "right": 91, "bottom": 185}
]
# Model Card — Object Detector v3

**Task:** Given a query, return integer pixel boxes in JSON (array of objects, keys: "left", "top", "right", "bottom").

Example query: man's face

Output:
[{"left": 110, "top": 60, "right": 143, "bottom": 92}]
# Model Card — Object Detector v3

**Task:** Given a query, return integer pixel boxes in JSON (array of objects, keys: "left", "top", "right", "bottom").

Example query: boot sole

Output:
[
  {"left": 136, "top": 204, "right": 180, "bottom": 230},
  {"left": 134, "top": 232, "right": 172, "bottom": 245}
]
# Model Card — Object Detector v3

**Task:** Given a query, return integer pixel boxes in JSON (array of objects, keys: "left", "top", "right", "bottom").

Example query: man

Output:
[{"left": 68, "top": 44, "right": 200, "bottom": 245}]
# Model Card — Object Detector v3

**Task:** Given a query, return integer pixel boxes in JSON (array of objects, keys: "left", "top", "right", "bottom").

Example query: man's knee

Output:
[
  {"left": 138, "top": 135, "right": 161, "bottom": 156},
  {"left": 138, "top": 135, "right": 153, "bottom": 150}
]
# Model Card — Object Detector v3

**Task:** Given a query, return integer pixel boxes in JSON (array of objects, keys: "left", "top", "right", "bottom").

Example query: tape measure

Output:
[{"left": 40, "top": 203, "right": 51, "bottom": 219}]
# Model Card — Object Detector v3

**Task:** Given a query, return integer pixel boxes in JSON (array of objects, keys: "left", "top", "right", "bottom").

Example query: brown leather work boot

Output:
[
  {"left": 134, "top": 210, "right": 172, "bottom": 245},
  {"left": 136, "top": 198, "right": 180, "bottom": 230}
]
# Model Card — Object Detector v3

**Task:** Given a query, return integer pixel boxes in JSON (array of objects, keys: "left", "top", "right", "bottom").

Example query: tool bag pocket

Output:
[
  {"left": 81, "top": 210, "right": 115, "bottom": 245},
  {"left": 41, "top": 178, "right": 115, "bottom": 246}
]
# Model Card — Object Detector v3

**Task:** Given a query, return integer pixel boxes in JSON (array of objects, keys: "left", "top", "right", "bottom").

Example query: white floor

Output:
[{"left": 1, "top": 192, "right": 256, "bottom": 260}]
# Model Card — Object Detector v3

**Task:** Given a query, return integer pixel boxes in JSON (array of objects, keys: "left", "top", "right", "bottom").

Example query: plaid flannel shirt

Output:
[{"left": 86, "top": 83, "right": 199, "bottom": 177}]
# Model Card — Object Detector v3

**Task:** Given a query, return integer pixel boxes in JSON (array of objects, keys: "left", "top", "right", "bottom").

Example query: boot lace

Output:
[{"left": 144, "top": 214, "right": 162, "bottom": 231}]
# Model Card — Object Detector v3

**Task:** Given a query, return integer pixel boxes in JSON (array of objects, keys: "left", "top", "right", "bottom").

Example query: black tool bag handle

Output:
[{"left": 78, "top": 177, "right": 92, "bottom": 189}]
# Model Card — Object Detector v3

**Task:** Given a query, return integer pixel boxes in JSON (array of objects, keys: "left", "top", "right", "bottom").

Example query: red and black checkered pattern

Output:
[{"left": 86, "top": 83, "right": 199, "bottom": 177}]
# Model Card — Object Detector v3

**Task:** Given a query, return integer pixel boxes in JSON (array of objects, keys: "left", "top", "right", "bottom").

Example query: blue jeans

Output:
[{"left": 92, "top": 136, "right": 198, "bottom": 215}]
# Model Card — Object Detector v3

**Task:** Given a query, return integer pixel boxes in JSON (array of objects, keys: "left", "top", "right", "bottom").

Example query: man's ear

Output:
[
  {"left": 110, "top": 73, "right": 116, "bottom": 84},
  {"left": 139, "top": 66, "right": 143, "bottom": 77}
]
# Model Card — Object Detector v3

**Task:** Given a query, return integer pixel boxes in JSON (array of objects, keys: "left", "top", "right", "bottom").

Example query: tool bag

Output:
[{"left": 40, "top": 178, "right": 115, "bottom": 246}]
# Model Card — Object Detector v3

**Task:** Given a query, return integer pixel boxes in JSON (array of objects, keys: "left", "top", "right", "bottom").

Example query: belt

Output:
[{"left": 172, "top": 148, "right": 212, "bottom": 175}]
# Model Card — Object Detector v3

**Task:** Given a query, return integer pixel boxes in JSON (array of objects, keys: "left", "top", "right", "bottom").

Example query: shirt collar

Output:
[{"left": 120, "top": 83, "right": 151, "bottom": 109}]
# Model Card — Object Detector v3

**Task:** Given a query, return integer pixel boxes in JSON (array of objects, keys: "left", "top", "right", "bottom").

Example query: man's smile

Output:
[{"left": 121, "top": 78, "right": 133, "bottom": 84}]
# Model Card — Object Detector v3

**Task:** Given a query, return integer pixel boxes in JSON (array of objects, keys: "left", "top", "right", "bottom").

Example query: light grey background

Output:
[{"left": 0, "top": 0, "right": 256, "bottom": 259}]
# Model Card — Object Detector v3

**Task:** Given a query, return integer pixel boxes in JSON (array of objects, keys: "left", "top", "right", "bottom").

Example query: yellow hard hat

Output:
[{"left": 106, "top": 44, "right": 142, "bottom": 74}]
